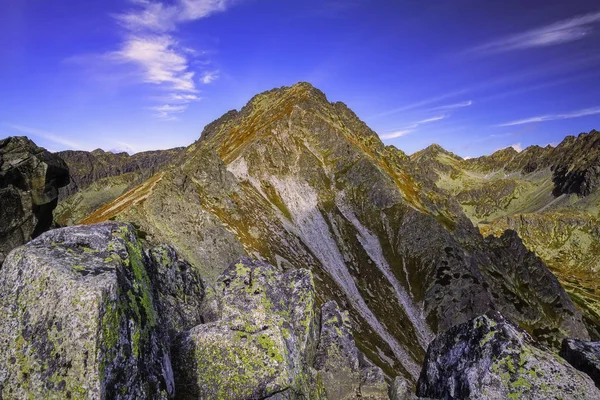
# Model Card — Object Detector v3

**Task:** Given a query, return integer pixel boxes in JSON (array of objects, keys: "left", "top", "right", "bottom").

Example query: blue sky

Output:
[{"left": 0, "top": 0, "right": 599, "bottom": 157}]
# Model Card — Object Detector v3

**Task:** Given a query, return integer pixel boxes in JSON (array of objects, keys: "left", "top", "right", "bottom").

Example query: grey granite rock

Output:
[{"left": 417, "top": 312, "right": 600, "bottom": 399}]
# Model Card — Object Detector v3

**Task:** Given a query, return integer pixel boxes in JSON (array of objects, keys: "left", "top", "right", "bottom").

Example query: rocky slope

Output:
[
  {"left": 412, "top": 130, "right": 600, "bottom": 338},
  {"left": 77, "top": 82, "right": 590, "bottom": 382},
  {"left": 0, "top": 222, "right": 388, "bottom": 399},
  {"left": 0, "top": 136, "right": 69, "bottom": 264},
  {"left": 54, "top": 147, "right": 182, "bottom": 225}
]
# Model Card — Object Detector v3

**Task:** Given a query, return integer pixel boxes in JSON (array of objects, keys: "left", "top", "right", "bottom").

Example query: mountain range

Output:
[{"left": 1, "top": 82, "right": 599, "bottom": 399}]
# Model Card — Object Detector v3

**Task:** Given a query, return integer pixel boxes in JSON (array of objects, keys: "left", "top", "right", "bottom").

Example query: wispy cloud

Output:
[
  {"left": 92, "top": 0, "right": 239, "bottom": 119},
  {"left": 370, "top": 90, "right": 466, "bottom": 119},
  {"left": 116, "top": 0, "right": 232, "bottom": 32},
  {"left": 430, "top": 100, "right": 472, "bottom": 111},
  {"left": 7, "top": 124, "right": 82, "bottom": 149},
  {"left": 200, "top": 70, "right": 219, "bottom": 84},
  {"left": 467, "top": 11, "right": 600, "bottom": 55},
  {"left": 151, "top": 104, "right": 189, "bottom": 119},
  {"left": 379, "top": 115, "right": 445, "bottom": 140},
  {"left": 111, "top": 35, "right": 197, "bottom": 92},
  {"left": 379, "top": 130, "right": 413, "bottom": 140},
  {"left": 497, "top": 106, "right": 600, "bottom": 127}
]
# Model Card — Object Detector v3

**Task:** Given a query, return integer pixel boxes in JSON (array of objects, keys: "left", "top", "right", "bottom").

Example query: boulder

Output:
[
  {"left": 389, "top": 376, "right": 415, "bottom": 400},
  {"left": 416, "top": 312, "right": 600, "bottom": 399},
  {"left": 0, "top": 137, "right": 69, "bottom": 264},
  {"left": 0, "top": 222, "right": 174, "bottom": 399},
  {"left": 172, "top": 257, "right": 324, "bottom": 400},
  {"left": 560, "top": 339, "right": 600, "bottom": 388}
]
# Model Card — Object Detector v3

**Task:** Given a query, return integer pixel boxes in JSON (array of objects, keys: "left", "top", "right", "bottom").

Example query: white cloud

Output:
[
  {"left": 415, "top": 115, "right": 445, "bottom": 124},
  {"left": 200, "top": 70, "right": 219, "bottom": 84},
  {"left": 112, "top": 35, "right": 197, "bottom": 92},
  {"left": 168, "top": 93, "right": 202, "bottom": 101},
  {"left": 430, "top": 100, "right": 472, "bottom": 110},
  {"left": 379, "top": 115, "right": 445, "bottom": 141},
  {"left": 379, "top": 130, "right": 413, "bottom": 140},
  {"left": 497, "top": 106, "right": 600, "bottom": 127},
  {"left": 8, "top": 124, "right": 82, "bottom": 150},
  {"left": 101, "top": 0, "right": 239, "bottom": 120},
  {"left": 151, "top": 104, "right": 188, "bottom": 119},
  {"left": 370, "top": 89, "right": 466, "bottom": 119},
  {"left": 116, "top": 0, "right": 232, "bottom": 32},
  {"left": 467, "top": 11, "right": 600, "bottom": 55}
]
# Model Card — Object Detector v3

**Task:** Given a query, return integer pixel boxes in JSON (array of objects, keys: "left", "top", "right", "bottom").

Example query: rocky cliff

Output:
[
  {"left": 0, "top": 136, "right": 69, "bottom": 264},
  {"left": 77, "top": 82, "right": 589, "bottom": 382}
]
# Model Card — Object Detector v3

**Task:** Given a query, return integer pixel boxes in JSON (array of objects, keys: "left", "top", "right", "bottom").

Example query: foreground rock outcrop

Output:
[
  {"left": 0, "top": 136, "right": 69, "bottom": 264},
  {"left": 0, "top": 223, "right": 391, "bottom": 399},
  {"left": 416, "top": 312, "right": 600, "bottom": 399},
  {"left": 0, "top": 223, "right": 175, "bottom": 399}
]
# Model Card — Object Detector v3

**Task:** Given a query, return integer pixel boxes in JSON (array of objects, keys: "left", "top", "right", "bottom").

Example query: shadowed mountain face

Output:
[
  {"left": 411, "top": 129, "right": 600, "bottom": 338},
  {"left": 53, "top": 147, "right": 183, "bottom": 225},
  {"left": 78, "top": 82, "right": 590, "bottom": 380}
]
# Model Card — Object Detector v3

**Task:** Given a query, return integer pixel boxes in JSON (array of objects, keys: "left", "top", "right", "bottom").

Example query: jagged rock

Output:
[
  {"left": 148, "top": 244, "right": 205, "bottom": 338},
  {"left": 389, "top": 376, "right": 415, "bottom": 400},
  {"left": 416, "top": 312, "right": 600, "bottom": 399},
  {"left": 0, "top": 222, "right": 175, "bottom": 399},
  {"left": 0, "top": 136, "right": 69, "bottom": 264},
  {"left": 560, "top": 339, "right": 600, "bottom": 388},
  {"left": 172, "top": 257, "right": 323, "bottom": 400},
  {"left": 315, "top": 301, "right": 361, "bottom": 399}
]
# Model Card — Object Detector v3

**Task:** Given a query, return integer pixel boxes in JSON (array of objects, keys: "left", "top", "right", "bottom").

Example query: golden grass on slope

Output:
[{"left": 80, "top": 172, "right": 164, "bottom": 225}]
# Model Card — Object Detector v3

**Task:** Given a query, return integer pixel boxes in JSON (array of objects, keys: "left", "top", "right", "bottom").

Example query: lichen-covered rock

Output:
[
  {"left": 314, "top": 301, "right": 361, "bottom": 399},
  {"left": 0, "top": 222, "right": 174, "bottom": 399},
  {"left": 416, "top": 312, "right": 600, "bottom": 399},
  {"left": 314, "top": 301, "right": 388, "bottom": 399},
  {"left": 560, "top": 338, "right": 600, "bottom": 388},
  {"left": 0, "top": 136, "right": 69, "bottom": 264},
  {"left": 148, "top": 244, "right": 205, "bottom": 338},
  {"left": 172, "top": 257, "right": 323, "bottom": 400}
]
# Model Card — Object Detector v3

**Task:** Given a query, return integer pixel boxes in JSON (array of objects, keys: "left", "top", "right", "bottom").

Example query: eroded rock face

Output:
[
  {"left": 560, "top": 339, "right": 600, "bottom": 388},
  {"left": 0, "top": 136, "right": 69, "bottom": 264},
  {"left": 416, "top": 312, "right": 600, "bottom": 399},
  {"left": 0, "top": 222, "right": 174, "bottom": 399}
]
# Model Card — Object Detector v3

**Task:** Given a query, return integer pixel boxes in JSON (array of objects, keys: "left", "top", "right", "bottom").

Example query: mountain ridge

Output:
[{"left": 73, "top": 82, "right": 592, "bottom": 381}]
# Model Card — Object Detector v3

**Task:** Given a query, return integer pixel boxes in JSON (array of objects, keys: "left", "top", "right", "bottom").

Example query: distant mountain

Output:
[
  {"left": 413, "top": 130, "right": 600, "bottom": 337},
  {"left": 54, "top": 147, "right": 183, "bottom": 225},
  {"left": 78, "top": 82, "right": 590, "bottom": 382}
]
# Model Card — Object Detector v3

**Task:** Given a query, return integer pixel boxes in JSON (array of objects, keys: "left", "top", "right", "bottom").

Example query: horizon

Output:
[{"left": 1, "top": 0, "right": 599, "bottom": 157}]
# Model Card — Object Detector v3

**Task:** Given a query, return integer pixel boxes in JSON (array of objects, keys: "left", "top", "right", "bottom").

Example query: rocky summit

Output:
[{"left": 0, "top": 82, "right": 599, "bottom": 399}]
